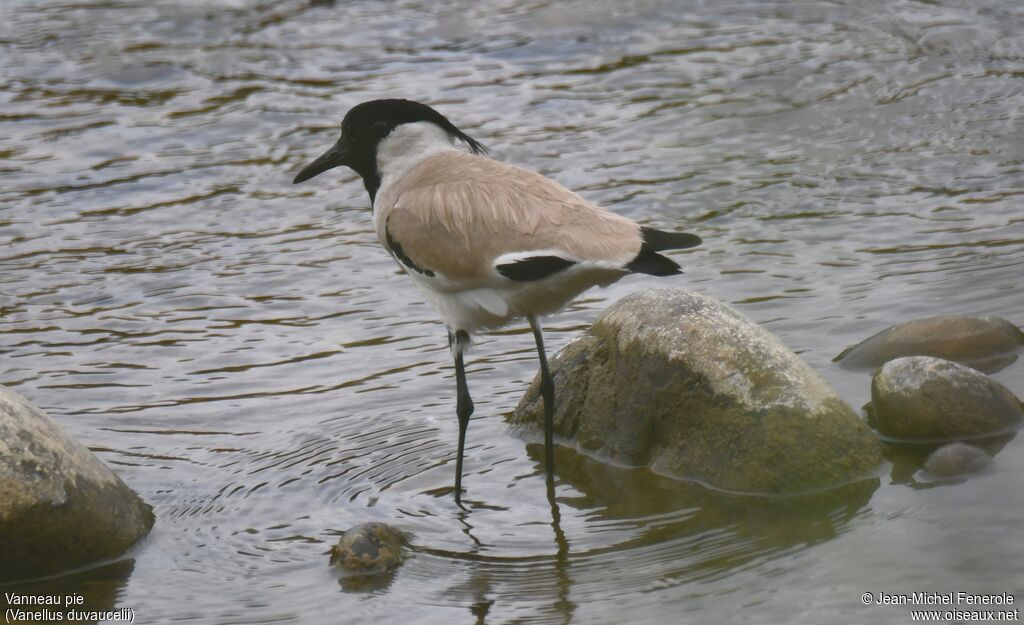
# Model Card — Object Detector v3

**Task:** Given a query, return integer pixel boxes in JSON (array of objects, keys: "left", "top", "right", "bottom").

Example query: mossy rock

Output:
[
  {"left": 329, "top": 522, "right": 408, "bottom": 576},
  {"left": 509, "top": 289, "right": 882, "bottom": 495},
  {"left": 0, "top": 385, "right": 154, "bottom": 582}
]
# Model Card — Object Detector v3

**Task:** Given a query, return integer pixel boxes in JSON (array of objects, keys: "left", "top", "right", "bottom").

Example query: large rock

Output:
[
  {"left": 835, "top": 315, "right": 1023, "bottom": 373},
  {"left": 509, "top": 289, "right": 882, "bottom": 495},
  {"left": 870, "top": 356, "right": 1023, "bottom": 441},
  {"left": 0, "top": 385, "right": 154, "bottom": 582}
]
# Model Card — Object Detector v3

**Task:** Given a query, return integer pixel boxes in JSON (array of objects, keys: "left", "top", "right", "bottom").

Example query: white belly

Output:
[{"left": 402, "top": 262, "right": 628, "bottom": 333}]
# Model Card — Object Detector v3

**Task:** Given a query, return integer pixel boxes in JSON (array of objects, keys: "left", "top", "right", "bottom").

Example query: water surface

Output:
[{"left": 1, "top": 0, "right": 1023, "bottom": 623}]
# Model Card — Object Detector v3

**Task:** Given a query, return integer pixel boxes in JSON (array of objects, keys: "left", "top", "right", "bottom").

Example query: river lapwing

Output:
[{"left": 293, "top": 99, "right": 701, "bottom": 503}]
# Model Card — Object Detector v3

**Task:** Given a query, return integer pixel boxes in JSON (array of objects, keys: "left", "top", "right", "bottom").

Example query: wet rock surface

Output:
[
  {"left": 510, "top": 289, "right": 882, "bottom": 495},
  {"left": 835, "top": 315, "right": 1023, "bottom": 373},
  {"left": 870, "top": 356, "right": 1023, "bottom": 441},
  {"left": 922, "top": 443, "right": 992, "bottom": 478},
  {"left": 329, "top": 522, "right": 409, "bottom": 576},
  {"left": 0, "top": 385, "right": 154, "bottom": 582}
]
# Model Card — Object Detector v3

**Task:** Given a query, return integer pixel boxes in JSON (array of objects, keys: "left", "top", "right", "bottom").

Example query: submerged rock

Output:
[
  {"left": 922, "top": 443, "right": 991, "bottom": 478},
  {"left": 835, "top": 315, "right": 1023, "bottom": 373},
  {"left": 870, "top": 357, "right": 1023, "bottom": 441},
  {"left": 329, "top": 522, "right": 408, "bottom": 576},
  {"left": 0, "top": 385, "right": 154, "bottom": 582},
  {"left": 509, "top": 289, "right": 882, "bottom": 495}
]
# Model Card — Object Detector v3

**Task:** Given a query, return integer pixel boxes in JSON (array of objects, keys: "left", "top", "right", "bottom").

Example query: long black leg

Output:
[
  {"left": 527, "top": 314, "right": 555, "bottom": 478},
  {"left": 451, "top": 329, "right": 474, "bottom": 504}
]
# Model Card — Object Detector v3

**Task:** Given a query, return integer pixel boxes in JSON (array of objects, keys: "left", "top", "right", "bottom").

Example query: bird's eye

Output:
[{"left": 371, "top": 121, "right": 390, "bottom": 137}]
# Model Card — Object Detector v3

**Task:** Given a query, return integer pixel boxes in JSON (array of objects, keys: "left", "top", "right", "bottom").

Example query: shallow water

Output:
[{"left": 1, "top": 0, "right": 1023, "bottom": 623}]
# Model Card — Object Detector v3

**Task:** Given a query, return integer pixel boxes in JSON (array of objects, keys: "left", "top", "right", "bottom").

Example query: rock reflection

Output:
[
  {"left": 539, "top": 446, "right": 878, "bottom": 565},
  {"left": 882, "top": 432, "right": 1015, "bottom": 489},
  {"left": 335, "top": 568, "right": 399, "bottom": 594},
  {"left": 0, "top": 559, "right": 136, "bottom": 625},
  {"left": 432, "top": 445, "right": 877, "bottom": 623}
]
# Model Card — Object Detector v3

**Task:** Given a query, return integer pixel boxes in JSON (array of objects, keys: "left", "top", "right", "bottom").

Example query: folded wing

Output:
[{"left": 377, "top": 151, "right": 644, "bottom": 286}]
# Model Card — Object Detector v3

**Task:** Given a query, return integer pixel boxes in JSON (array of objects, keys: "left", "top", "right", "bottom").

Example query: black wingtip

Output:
[
  {"left": 626, "top": 251, "right": 683, "bottom": 276},
  {"left": 640, "top": 227, "right": 702, "bottom": 251},
  {"left": 626, "top": 226, "right": 700, "bottom": 276}
]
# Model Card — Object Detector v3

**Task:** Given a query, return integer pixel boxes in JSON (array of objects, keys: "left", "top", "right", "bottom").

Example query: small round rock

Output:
[
  {"left": 870, "top": 356, "right": 1023, "bottom": 441},
  {"left": 923, "top": 443, "right": 992, "bottom": 478},
  {"left": 329, "top": 522, "right": 408, "bottom": 576}
]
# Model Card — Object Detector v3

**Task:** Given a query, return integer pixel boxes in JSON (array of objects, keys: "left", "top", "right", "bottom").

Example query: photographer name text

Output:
[{"left": 871, "top": 592, "right": 1015, "bottom": 606}]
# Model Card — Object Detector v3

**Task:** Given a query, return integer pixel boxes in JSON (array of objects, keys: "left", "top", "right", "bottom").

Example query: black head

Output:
[{"left": 292, "top": 99, "right": 486, "bottom": 200}]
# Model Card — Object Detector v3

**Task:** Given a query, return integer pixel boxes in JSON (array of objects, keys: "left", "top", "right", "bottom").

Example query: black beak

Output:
[{"left": 293, "top": 139, "right": 351, "bottom": 184}]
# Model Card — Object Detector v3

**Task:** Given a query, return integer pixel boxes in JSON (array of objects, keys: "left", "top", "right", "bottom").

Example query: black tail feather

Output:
[{"left": 626, "top": 227, "right": 702, "bottom": 277}]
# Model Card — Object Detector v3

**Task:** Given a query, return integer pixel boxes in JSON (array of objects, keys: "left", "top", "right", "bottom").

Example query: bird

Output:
[{"left": 292, "top": 99, "right": 701, "bottom": 504}]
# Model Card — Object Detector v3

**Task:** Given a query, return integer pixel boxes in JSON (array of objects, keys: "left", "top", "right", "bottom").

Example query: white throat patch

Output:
[{"left": 375, "top": 122, "right": 457, "bottom": 196}]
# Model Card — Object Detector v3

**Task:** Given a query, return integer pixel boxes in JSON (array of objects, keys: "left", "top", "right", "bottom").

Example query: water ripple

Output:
[{"left": 2, "top": 0, "right": 1022, "bottom": 623}]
